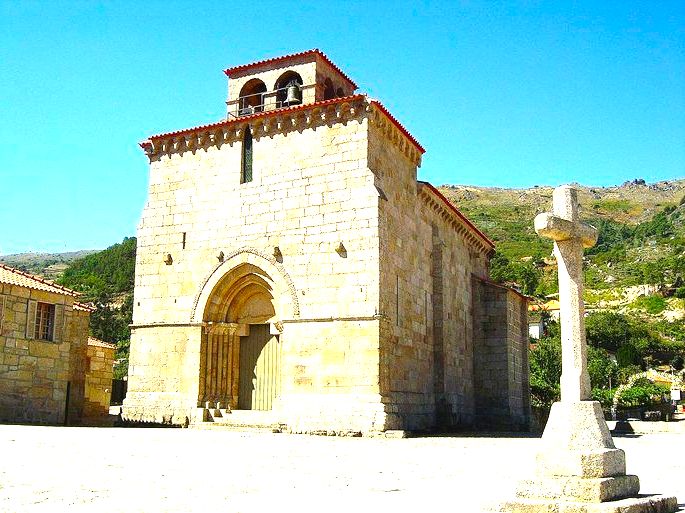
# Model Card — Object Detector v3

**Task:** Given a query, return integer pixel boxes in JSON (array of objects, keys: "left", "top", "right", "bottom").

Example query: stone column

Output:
[{"left": 202, "top": 323, "right": 239, "bottom": 409}]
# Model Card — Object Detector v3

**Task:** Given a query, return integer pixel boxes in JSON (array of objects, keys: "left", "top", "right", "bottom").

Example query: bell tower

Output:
[{"left": 223, "top": 49, "right": 358, "bottom": 118}]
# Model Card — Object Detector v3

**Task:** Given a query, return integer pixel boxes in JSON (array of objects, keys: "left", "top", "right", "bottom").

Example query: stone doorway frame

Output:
[{"left": 191, "top": 248, "right": 297, "bottom": 409}]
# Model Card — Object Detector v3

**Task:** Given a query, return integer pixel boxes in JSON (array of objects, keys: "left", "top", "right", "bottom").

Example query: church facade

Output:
[{"left": 124, "top": 50, "right": 529, "bottom": 433}]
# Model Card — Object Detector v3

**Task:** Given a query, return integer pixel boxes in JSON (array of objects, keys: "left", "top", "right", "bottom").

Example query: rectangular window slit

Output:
[{"left": 396, "top": 275, "right": 400, "bottom": 326}]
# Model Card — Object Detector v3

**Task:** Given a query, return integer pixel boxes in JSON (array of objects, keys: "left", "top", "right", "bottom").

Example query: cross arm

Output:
[{"left": 534, "top": 213, "right": 598, "bottom": 248}]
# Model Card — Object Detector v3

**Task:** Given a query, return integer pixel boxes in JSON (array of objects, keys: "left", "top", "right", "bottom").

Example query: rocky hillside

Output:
[
  {"left": 438, "top": 178, "right": 685, "bottom": 260},
  {"left": 0, "top": 250, "right": 98, "bottom": 280},
  {"left": 438, "top": 179, "right": 685, "bottom": 357}
]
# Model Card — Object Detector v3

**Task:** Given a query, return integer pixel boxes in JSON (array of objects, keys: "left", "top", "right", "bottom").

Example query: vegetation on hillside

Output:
[
  {"left": 57, "top": 237, "right": 136, "bottom": 378},
  {"left": 531, "top": 313, "right": 682, "bottom": 408}
]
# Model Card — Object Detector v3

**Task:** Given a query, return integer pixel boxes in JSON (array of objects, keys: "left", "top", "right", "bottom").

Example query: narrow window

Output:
[
  {"left": 182, "top": 232, "right": 186, "bottom": 249},
  {"left": 241, "top": 126, "right": 253, "bottom": 184},
  {"left": 395, "top": 275, "right": 400, "bottom": 326},
  {"left": 34, "top": 302, "right": 55, "bottom": 341},
  {"left": 424, "top": 290, "right": 428, "bottom": 322}
]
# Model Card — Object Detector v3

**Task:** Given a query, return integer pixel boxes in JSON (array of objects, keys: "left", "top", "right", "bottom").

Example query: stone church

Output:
[{"left": 124, "top": 49, "right": 529, "bottom": 434}]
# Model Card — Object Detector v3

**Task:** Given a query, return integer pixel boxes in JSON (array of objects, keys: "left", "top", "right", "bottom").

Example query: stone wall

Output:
[
  {"left": 369, "top": 117, "right": 492, "bottom": 431},
  {"left": 0, "top": 286, "right": 87, "bottom": 425},
  {"left": 67, "top": 308, "right": 89, "bottom": 423},
  {"left": 125, "top": 100, "right": 386, "bottom": 431},
  {"left": 472, "top": 278, "right": 530, "bottom": 430},
  {"left": 83, "top": 340, "right": 116, "bottom": 418}
]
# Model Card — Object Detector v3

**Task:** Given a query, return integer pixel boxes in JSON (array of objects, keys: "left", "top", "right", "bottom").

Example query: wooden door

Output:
[{"left": 238, "top": 324, "right": 280, "bottom": 410}]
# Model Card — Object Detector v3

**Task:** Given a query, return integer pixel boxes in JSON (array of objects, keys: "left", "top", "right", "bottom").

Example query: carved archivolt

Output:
[{"left": 190, "top": 247, "right": 300, "bottom": 323}]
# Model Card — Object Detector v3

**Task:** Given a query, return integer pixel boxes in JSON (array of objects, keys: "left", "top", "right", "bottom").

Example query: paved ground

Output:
[{"left": 0, "top": 426, "right": 682, "bottom": 512}]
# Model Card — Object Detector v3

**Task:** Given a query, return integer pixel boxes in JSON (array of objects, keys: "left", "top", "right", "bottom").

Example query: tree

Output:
[
  {"left": 587, "top": 346, "right": 618, "bottom": 390},
  {"left": 585, "top": 311, "right": 634, "bottom": 352},
  {"left": 529, "top": 335, "right": 562, "bottom": 406}
]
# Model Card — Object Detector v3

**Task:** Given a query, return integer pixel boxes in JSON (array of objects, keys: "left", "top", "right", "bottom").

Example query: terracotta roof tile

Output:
[
  {"left": 87, "top": 337, "right": 116, "bottom": 349},
  {"left": 144, "top": 94, "right": 367, "bottom": 142},
  {"left": 142, "top": 95, "right": 426, "bottom": 157},
  {"left": 74, "top": 302, "right": 96, "bottom": 312},
  {"left": 0, "top": 263, "right": 80, "bottom": 297},
  {"left": 417, "top": 182, "right": 495, "bottom": 250},
  {"left": 370, "top": 100, "right": 425, "bottom": 154},
  {"left": 224, "top": 49, "right": 358, "bottom": 89}
]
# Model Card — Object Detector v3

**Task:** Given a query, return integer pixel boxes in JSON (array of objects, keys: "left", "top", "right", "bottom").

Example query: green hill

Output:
[
  {"left": 438, "top": 179, "right": 685, "bottom": 297},
  {"left": 57, "top": 237, "right": 136, "bottom": 379}
]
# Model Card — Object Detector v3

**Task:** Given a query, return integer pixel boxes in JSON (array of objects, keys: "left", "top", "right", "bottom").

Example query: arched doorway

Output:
[{"left": 200, "top": 263, "right": 282, "bottom": 411}]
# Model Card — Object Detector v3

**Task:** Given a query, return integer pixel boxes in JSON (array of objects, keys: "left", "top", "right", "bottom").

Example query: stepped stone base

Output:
[
  {"left": 496, "top": 402, "right": 678, "bottom": 512},
  {"left": 498, "top": 495, "right": 677, "bottom": 513},
  {"left": 517, "top": 475, "right": 640, "bottom": 503}
]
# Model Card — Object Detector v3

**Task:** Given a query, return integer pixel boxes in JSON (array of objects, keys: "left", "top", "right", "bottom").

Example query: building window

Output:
[
  {"left": 35, "top": 302, "right": 55, "bottom": 341},
  {"left": 241, "top": 126, "right": 253, "bottom": 184}
]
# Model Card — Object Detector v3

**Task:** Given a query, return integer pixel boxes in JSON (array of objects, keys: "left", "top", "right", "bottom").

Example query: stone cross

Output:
[{"left": 535, "top": 185, "right": 597, "bottom": 402}]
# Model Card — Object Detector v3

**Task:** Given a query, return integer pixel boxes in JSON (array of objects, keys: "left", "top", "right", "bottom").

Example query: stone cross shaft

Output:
[{"left": 535, "top": 186, "right": 598, "bottom": 402}]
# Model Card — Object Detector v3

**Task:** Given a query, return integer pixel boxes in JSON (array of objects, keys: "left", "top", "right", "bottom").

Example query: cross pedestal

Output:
[{"left": 496, "top": 186, "right": 676, "bottom": 512}]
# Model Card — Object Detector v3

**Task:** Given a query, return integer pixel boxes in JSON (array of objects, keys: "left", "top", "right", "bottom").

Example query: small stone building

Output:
[
  {"left": 83, "top": 337, "right": 116, "bottom": 419},
  {"left": 0, "top": 264, "right": 93, "bottom": 424},
  {"left": 124, "top": 49, "right": 529, "bottom": 433}
]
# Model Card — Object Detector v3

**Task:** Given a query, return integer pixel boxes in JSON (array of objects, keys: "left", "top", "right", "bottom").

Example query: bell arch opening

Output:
[
  {"left": 199, "top": 263, "right": 282, "bottom": 411},
  {"left": 274, "top": 71, "right": 303, "bottom": 107},
  {"left": 238, "top": 79, "right": 267, "bottom": 114},
  {"left": 323, "top": 77, "right": 335, "bottom": 100}
]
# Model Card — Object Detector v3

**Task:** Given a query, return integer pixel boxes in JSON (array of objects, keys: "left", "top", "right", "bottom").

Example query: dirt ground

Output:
[{"left": 0, "top": 426, "right": 682, "bottom": 512}]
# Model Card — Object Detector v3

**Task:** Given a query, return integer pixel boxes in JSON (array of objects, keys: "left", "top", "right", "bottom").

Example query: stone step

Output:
[
  {"left": 495, "top": 494, "right": 677, "bottom": 513},
  {"left": 190, "top": 408, "right": 285, "bottom": 433},
  {"left": 516, "top": 475, "right": 640, "bottom": 503}
]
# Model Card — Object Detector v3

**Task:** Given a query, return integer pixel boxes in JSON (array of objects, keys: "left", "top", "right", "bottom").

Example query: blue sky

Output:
[{"left": 1, "top": 1, "right": 683, "bottom": 254}]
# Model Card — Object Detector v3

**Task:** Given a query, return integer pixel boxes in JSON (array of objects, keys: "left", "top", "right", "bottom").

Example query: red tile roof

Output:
[
  {"left": 74, "top": 302, "right": 96, "bottom": 312},
  {"left": 417, "top": 182, "right": 495, "bottom": 250},
  {"left": 144, "top": 94, "right": 366, "bottom": 141},
  {"left": 0, "top": 263, "right": 80, "bottom": 297},
  {"left": 142, "top": 95, "right": 425, "bottom": 156},
  {"left": 224, "top": 49, "right": 358, "bottom": 89},
  {"left": 88, "top": 336, "right": 116, "bottom": 349},
  {"left": 370, "top": 100, "right": 425, "bottom": 154}
]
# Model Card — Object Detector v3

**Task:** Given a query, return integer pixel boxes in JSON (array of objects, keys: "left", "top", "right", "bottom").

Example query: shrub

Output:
[
  {"left": 588, "top": 346, "right": 618, "bottom": 390},
  {"left": 592, "top": 388, "right": 615, "bottom": 408},
  {"left": 617, "top": 379, "right": 670, "bottom": 408},
  {"left": 675, "top": 287, "right": 685, "bottom": 299},
  {"left": 617, "top": 365, "right": 643, "bottom": 385},
  {"left": 630, "top": 295, "right": 667, "bottom": 314},
  {"left": 616, "top": 343, "right": 641, "bottom": 367},
  {"left": 586, "top": 311, "right": 639, "bottom": 351}
]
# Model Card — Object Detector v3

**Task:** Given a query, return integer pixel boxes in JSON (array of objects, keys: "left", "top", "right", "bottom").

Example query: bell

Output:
[{"left": 285, "top": 84, "right": 301, "bottom": 105}]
